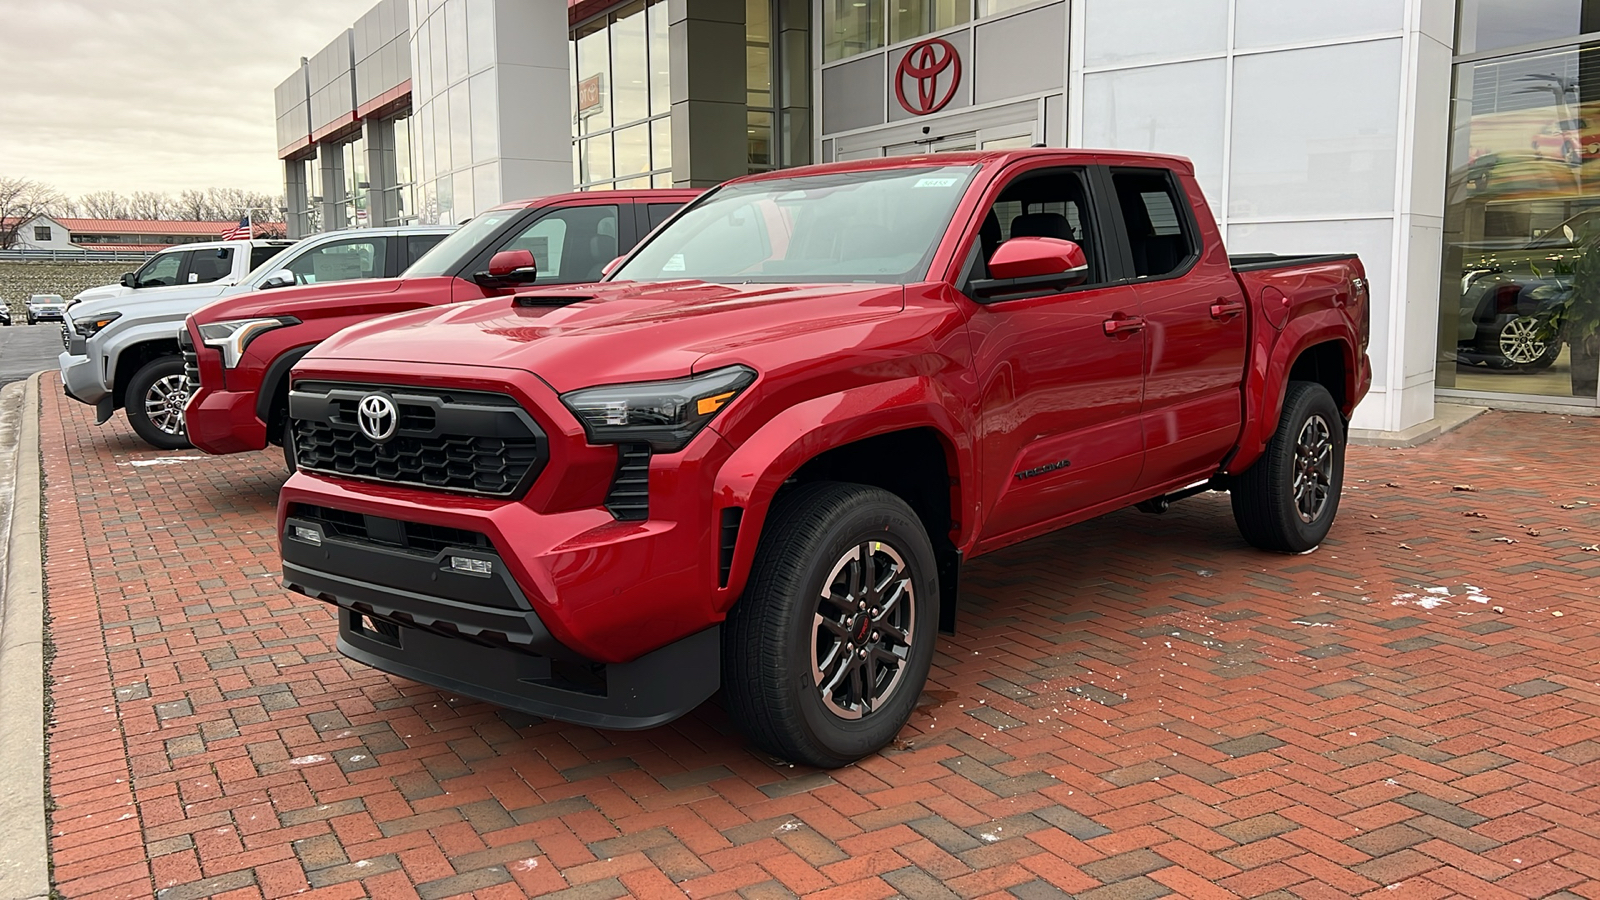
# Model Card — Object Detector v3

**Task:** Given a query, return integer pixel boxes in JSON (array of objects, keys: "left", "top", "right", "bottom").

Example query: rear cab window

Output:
[
  {"left": 1108, "top": 168, "right": 1198, "bottom": 279},
  {"left": 187, "top": 248, "right": 235, "bottom": 284}
]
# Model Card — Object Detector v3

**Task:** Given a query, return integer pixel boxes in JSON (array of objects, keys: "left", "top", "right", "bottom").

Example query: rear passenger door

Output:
[
  {"left": 282, "top": 236, "right": 389, "bottom": 285},
  {"left": 1106, "top": 167, "right": 1248, "bottom": 491}
]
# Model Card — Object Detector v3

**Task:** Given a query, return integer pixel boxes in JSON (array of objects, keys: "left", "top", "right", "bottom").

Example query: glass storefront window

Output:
[
  {"left": 393, "top": 114, "right": 415, "bottom": 223},
  {"left": 824, "top": 0, "right": 884, "bottom": 63},
  {"left": 576, "top": 18, "right": 611, "bottom": 134},
  {"left": 1438, "top": 42, "right": 1600, "bottom": 400},
  {"left": 615, "top": 122, "right": 651, "bottom": 178},
  {"left": 612, "top": 3, "right": 649, "bottom": 124},
  {"left": 445, "top": 0, "right": 469, "bottom": 83},
  {"left": 470, "top": 71, "right": 498, "bottom": 163},
  {"left": 583, "top": 132, "right": 615, "bottom": 184},
  {"left": 466, "top": 0, "right": 494, "bottom": 73},
  {"left": 449, "top": 83, "right": 472, "bottom": 178},
  {"left": 748, "top": 110, "right": 773, "bottom": 170},
  {"left": 977, "top": 0, "right": 1038, "bottom": 18},
  {"left": 343, "top": 136, "right": 369, "bottom": 227},
  {"left": 748, "top": 0, "right": 772, "bottom": 109},
  {"left": 649, "top": 2, "right": 670, "bottom": 116},
  {"left": 652, "top": 117, "right": 672, "bottom": 173},
  {"left": 890, "top": 0, "right": 970, "bottom": 45},
  {"left": 1457, "top": 0, "right": 1599, "bottom": 56}
]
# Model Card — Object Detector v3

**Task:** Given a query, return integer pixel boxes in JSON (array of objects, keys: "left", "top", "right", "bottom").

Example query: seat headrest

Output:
[{"left": 1010, "top": 212, "right": 1075, "bottom": 242}]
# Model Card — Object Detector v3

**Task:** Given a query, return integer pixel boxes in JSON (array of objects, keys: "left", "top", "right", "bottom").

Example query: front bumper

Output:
[
  {"left": 29, "top": 310, "right": 65, "bottom": 322},
  {"left": 281, "top": 502, "right": 722, "bottom": 730},
  {"left": 58, "top": 351, "right": 110, "bottom": 408},
  {"left": 185, "top": 383, "right": 268, "bottom": 455}
]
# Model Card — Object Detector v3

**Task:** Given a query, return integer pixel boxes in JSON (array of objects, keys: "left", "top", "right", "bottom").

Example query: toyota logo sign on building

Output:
[{"left": 894, "top": 38, "right": 961, "bottom": 116}]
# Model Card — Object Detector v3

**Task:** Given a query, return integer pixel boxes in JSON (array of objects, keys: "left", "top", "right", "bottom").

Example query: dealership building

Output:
[{"left": 272, "top": 0, "right": 1599, "bottom": 436}]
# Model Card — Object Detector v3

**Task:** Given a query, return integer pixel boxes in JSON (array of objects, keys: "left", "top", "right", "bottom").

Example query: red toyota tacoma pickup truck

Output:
[
  {"left": 277, "top": 150, "right": 1370, "bottom": 766},
  {"left": 181, "top": 190, "right": 700, "bottom": 463}
]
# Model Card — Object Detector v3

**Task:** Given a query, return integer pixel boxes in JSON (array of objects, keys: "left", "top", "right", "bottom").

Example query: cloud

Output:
[{"left": 0, "top": 0, "right": 384, "bottom": 198}]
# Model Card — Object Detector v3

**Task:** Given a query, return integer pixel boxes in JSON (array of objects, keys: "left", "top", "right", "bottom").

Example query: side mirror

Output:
[
  {"left": 601, "top": 256, "right": 625, "bottom": 278},
  {"left": 969, "top": 237, "right": 1090, "bottom": 302},
  {"left": 120, "top": 272, "right": 135, "bottom": 287},
  {"left": 476, "top": 249, "right": 539, "bottom": 286},
  {"left": 261, "top": 270, "right": 295, "bottom": 290}
]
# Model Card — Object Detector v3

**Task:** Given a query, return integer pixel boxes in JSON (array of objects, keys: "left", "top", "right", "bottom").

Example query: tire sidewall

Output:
[
  {"left": 780, "top": 500, "right": 938, "bottom": 764},
  {"left": 126, "top": 356, "right": 193, "bottom": 451}
]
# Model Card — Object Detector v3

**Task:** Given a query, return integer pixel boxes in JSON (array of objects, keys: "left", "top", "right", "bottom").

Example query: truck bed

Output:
[{"left": 1229, "top": 253, "right": 1359, "bottom": 273}]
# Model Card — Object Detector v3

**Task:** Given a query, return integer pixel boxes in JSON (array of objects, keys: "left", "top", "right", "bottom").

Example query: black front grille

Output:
[
  {"left": 61, "top": 324, "right": 71, "bottom": 350},
  {"left": 604, "top": 443, "right": 651, "bottom": 521},
  {"left": 177, "top": 329, "right": 199, "bottom": 392},
  {"left": 288, "top": 382, "right": 547, "bottom": 498}
]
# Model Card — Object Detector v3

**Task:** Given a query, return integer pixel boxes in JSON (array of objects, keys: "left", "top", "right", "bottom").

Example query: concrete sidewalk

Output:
[
  {"left": 32, "top": 384, "right": 1600, "bottom": 899},
  {"left": 0, "top": 374, "right": 48, "bottom": 900}
]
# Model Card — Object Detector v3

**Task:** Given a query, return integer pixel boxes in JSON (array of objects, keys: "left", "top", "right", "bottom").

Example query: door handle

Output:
[
  {"left": 1103, "top": 315, "right": 1146, "bottom": 337},
  {"left": 1210, "top": 298, "right": 1247, "bottom": 319}
]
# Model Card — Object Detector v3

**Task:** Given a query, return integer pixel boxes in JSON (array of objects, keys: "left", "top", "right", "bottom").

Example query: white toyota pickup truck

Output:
[{"left": 69, "top": 239, "right": 297, "bottom": 308}]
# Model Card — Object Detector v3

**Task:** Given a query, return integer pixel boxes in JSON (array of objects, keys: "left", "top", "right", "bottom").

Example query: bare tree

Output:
[
  {"left": 75, "top": 190, "right": 132, "bottom": 219},
  {"left": 0, "top": 176, "right": 67, "bottom": 249},
  {"left": 129, "top": 191, "right": 176, "bottom": 220}
]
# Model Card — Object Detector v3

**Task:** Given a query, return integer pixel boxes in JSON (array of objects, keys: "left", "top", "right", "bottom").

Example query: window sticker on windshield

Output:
[
  {"left": 663, "top": 253, "right": 686, "bottom": 272},
  {"left": 914, "top": 177, "right": 961, "bottom": 188}
]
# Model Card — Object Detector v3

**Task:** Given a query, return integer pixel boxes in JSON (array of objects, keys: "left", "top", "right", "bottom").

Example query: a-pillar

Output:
[{"left": 669, "top": 0, "right": 748, "bottom": 187}]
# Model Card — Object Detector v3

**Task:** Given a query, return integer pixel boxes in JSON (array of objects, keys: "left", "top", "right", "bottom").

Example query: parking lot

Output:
[
  {"left": 1, "top": 323, "right": 65, "bottom": 388},
  {"left": 37, "top": 386, "right": 1600, "bottom": 900}
]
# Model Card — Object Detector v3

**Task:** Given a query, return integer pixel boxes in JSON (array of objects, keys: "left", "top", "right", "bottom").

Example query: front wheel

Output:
[
  {"left": 1231, "top": 381, "right": 1345, "bottom": 553},
  {"left": 723, "top": 483, "right": 938, "bottom": 768},
  {"left": 125, "top": 356, "right": 194, "bottom": 451}
]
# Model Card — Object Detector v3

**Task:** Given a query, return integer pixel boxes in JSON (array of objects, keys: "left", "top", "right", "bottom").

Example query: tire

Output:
[
  {"left": 125, "top": 356, "right": 194, "bottom": 451},
  {"left": 26, "top": 315, "right": 35, "bottom": 325},
  {"left": 282, "top": 417, "right": 297, "bottom": 473},
  {"left": 1231, "top": 382, "right": 1345, "bottom": 553},
  {"left": 723, "top": 482, "right": 939, "bottom": 768}
]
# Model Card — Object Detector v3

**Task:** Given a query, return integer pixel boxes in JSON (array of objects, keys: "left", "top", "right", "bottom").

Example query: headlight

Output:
[
  {"left": 72, "top": 312, "right": 121, "bottom": 337},
  {"left": 198, "top": 317, "right": 298, "bottom": 368},
  {"left": 560, "top": 365, "right": 757, "bottom": 452}
]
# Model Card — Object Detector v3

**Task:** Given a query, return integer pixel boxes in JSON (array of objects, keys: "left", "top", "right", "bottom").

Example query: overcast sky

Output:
[{"left": 0, "top": 0, "right": 383, "bottom": 200}]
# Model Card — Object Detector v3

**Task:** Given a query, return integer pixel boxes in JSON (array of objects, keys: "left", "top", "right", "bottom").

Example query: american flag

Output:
[{"left": 219, "top": 216, "right": 251, "bottom": 240}]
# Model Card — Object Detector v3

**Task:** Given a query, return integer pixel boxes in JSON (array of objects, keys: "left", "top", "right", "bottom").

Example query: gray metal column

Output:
[
  {"left": 284, "top": 159, "right": 310, "bottom": 240},
  {"left": 669, "top": 0, "right": 748, "bottom": 187},
  {"left": 318, "top": 143, "right": 347, "bottom": 232},
  {"left": 776, "top": 0, "right": 811, "bottom": 168},
  {"left": 364, "top": 118, "right": 396, "bottom": 227}
]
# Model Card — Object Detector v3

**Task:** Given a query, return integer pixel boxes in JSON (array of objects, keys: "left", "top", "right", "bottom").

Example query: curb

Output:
[{"left": 0, "top": 373, "right": 48, "bottom": 900}]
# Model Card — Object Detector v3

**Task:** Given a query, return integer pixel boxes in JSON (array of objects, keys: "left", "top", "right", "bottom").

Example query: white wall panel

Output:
[
  {"left": 1083, "top": 0, "right": 1229, "bottom": 68},
  {"left": 1083, "top": 59, "right": 1227, "bottom": 208},
  {"left": 1228, "top": 40, "right": 1403, "bottom": 220},
  {"left": 1233, "top": 0, "right": 1404, "bottom": 48}
]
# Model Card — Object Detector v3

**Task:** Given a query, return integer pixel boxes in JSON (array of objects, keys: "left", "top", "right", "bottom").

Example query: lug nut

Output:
[{"left": 872, "top": 631, "right": 880, "bottom": 641}]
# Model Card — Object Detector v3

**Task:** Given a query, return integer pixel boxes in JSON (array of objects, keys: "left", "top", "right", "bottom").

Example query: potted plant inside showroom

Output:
[{"left": 1542, "top": 221, "right": 1600, "bottom": 396}]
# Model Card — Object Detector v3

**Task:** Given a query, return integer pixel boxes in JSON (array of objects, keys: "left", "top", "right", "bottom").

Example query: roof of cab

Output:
[
  {"left": 730, "top": 148, "right": 1197, "bottom": 186},
  {"left": 484, "top": 188, "right": 704, "bottom": 213}
]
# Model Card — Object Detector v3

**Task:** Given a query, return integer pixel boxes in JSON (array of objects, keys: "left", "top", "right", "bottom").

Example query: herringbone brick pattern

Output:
[{"left": 40, "top": 388, "right": 1600, "bottom": 899}]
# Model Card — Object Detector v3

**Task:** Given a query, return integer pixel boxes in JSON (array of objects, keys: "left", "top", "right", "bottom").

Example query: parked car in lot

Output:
[
  {"left": 277, "top": 150, "right": 1371, "bottom": 766},
  {"left": 0, "top": 303, "right": 10, "bottom": 326},
  {"left": 183, "top": 189, "right": 700, "bottom": 464},
  {"left": 59, "top": 226, "right": 451, "bottom": 450},
  {"left": 70, "top": 239, "right": 296, "bottom": 308},
  {"left": 26, "top": 295, "right": 67, "bottom": 324}
]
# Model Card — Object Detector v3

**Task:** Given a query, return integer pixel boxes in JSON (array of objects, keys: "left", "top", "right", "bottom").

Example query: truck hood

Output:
[
  {"left": 69, "top": 281, "right": 239, "bottom": 321},
  {"left": 71, "top": 283, "right": 127, "bottom": 305},
  {"left": 307, "top": 280, "right": 906, "bottom": 392},
  {"left": 195, "top": 276, "right": 405, "bottom": 322}
]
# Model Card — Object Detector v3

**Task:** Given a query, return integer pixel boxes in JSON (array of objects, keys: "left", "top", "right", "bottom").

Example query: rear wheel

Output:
[
  {"left": 125, "top": 356, "right": 193, "bottom": 451},
  {"left": 723, "top": 483, "right": 938, "bottom": 768},
  {"left": 1231, "top": 381, "right": 1344, "bottom": 553}
]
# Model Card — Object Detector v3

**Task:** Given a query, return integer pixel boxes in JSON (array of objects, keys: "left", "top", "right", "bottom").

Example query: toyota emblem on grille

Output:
[{"left": 357, "top": 393, "right": 398, "bottom": 443}]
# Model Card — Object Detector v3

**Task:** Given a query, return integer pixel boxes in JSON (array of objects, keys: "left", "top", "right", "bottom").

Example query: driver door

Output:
[{"left": 967, "top": 165, "right": 1146, "bottom": 550}]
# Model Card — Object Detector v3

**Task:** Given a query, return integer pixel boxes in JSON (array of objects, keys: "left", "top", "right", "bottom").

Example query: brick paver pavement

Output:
[{"left": 38, "top": 386, "right": 1600, "bottom": 900}]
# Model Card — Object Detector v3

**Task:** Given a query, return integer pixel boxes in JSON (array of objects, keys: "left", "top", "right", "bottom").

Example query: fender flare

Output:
[
  {"left": 1230, "top": 312, "right": 1358, "bottom": 474},
  {"left": 102, "top": 322, "right": 188, "bottom": 406},
  {"left": 709, "top": 376, "right": 974, "bottom": 606},
  {"left": 257, "top": 343, "right": 320, "bottom": 426}
]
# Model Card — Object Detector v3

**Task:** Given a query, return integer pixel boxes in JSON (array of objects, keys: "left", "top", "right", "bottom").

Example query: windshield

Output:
[
  {"left": 403, "top": 210, "right": 518, "bottom": 277},
  {"left": 613, "top": 165, "right": 977, "bottom": 284}
]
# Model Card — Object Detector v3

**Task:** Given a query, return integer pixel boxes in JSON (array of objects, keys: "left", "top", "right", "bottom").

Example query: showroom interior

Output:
[{"left": 269, "top": 0, "right": 1600, "bottom": 438}]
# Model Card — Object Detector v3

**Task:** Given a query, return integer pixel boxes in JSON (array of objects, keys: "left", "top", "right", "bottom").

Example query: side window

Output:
[
  {"left": 134, "top": 252, "right": 184, "bottom": 288},
  {"left": 285, "top": 239, "right": 388, "bottom": 285},
  {"left": 406, "top": 234, "right": 447, "bottom": 267},
  {"left": 501, "top": 205, "right": 619, "bottom": 283},
  {"left": 187, "top": 248, "right": 234, "bottom": 284},
  {"left": 1110, "top": 169, "right": 1196, "bottom": 279},
  {"left": 250, "top": 245, "right": 284, "bottom": 270},
  {"left": 647, "top": 203, "right": 682, "bottom": 230},
  {"left": 978, "top": 168, "right": 1104, "bottom": 287}
]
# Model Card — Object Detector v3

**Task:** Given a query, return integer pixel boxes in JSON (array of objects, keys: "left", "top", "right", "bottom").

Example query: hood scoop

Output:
[{"left": 515, "top": 293, "right": 595, "bottom": 307}]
